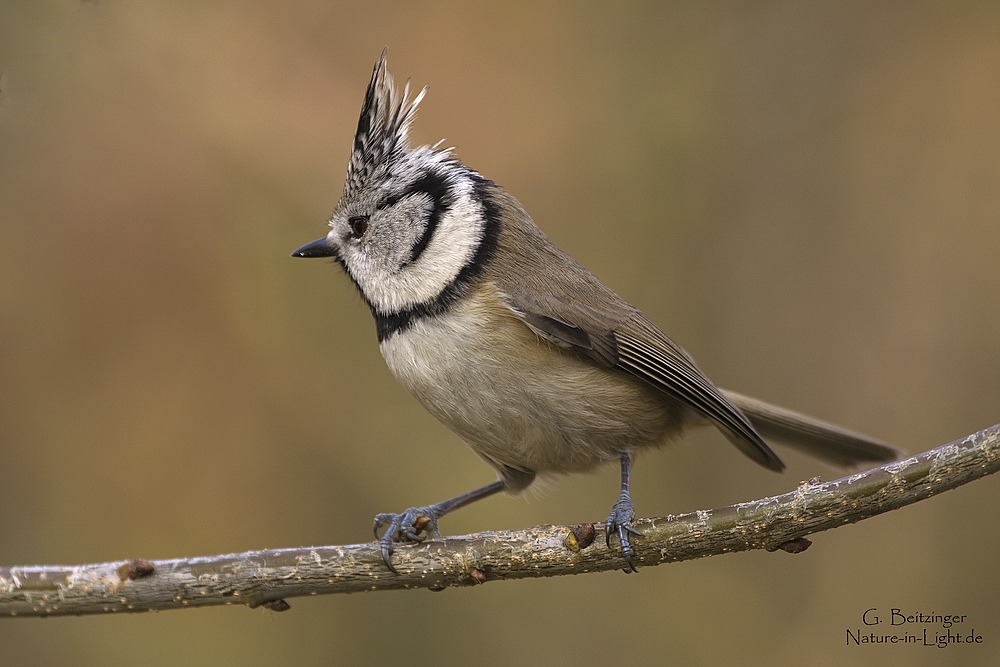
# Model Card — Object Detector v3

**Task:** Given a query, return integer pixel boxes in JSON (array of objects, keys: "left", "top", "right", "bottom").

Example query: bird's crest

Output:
[{"left": 345, "top": 50, "right": 427, "bottom": 197}]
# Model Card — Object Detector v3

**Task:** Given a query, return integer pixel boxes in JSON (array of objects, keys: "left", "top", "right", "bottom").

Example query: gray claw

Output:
[
  {"left": 605, "top": 496, "right": 642, "bottom": 572},
  {"left": 372, "top": 507, "right": 440, "bottom": 572}
]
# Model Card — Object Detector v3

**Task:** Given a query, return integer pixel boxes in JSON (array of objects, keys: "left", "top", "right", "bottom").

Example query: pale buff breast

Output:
[{"left": 379, "top": 285, "right": 688, "bottom": 478}]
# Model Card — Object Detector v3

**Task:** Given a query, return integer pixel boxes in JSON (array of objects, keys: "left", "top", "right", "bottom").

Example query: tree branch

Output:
[{"left": 2, "top": 424, "right": 998, "bottom": 617}]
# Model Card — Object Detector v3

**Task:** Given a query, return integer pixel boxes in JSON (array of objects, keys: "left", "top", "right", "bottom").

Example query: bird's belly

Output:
[{"left": 379, "top": 300, "right": 681, "bottom": 477}]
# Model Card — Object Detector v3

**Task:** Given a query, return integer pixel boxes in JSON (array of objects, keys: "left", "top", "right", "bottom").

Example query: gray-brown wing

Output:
[{"left": 500, "top": 288, "right": 785, "bottom": 471}]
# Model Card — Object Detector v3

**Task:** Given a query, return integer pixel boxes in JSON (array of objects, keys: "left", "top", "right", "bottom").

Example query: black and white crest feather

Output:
[{"left": 345, "top": 50, "right": 428, "bottom": 198}]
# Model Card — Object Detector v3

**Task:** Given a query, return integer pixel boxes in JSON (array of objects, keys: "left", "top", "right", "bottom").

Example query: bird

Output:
[{"left": 292, "top": 51, "right": 900, "bottom": 573}]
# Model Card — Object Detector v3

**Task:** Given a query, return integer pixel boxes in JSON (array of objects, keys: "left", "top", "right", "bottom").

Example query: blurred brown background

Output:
[{"left": 1, "top": 1, "right": 999, "bottom": 665}]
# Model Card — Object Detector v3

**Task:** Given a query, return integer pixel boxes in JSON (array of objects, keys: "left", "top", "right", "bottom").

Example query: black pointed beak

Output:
[{"left": 291, "top": 237, "right": 338, "bottom": 258}]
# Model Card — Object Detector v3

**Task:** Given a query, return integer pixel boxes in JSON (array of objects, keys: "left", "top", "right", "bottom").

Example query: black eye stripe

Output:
[
  {"left": 377, "top": 171, "right": 454, "bottom": 266},
  {"left": 377, "top": 171, "right": 452, "bottom": 211},
  {"left": 373, "top": 172, "right": 499, "bottom": 342}
]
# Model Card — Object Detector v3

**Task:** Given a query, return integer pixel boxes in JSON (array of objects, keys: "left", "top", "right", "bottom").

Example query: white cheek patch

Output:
[{"left": 360, "top": 182, "right": 484, "bottom": 314}]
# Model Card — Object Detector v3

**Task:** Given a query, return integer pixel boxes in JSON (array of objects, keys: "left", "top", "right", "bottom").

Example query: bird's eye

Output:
[{"left": 348, "top": 216, "right": 369, "bottom": 239}]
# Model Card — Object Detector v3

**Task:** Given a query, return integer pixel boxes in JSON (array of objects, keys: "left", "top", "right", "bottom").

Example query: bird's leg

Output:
[
  {"left": 373, "top": 479, "right": 506, "bottom": 573},
  {"left": 605, "top": 452, "right": 642, "bottom": 572}
]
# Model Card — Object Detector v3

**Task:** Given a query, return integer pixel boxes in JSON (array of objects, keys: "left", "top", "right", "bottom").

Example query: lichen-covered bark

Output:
[{"left": 2, "top": 424, "right": 997, "bottom": 617}]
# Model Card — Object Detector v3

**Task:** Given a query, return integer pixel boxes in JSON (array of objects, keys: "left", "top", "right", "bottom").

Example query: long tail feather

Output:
[{"left": 722, "top": 389, "right": 903, "bottom": 467}]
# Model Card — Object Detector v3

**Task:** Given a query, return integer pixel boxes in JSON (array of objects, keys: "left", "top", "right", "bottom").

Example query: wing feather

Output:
[{"left": 499, "top": 285, "right": 784, "bottom": 471}]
